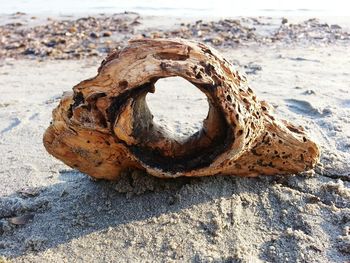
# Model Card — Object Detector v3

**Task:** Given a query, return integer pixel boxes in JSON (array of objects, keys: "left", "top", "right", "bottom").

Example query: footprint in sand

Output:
[
  {"left": 0, "top": 100, "right": 20, "bottom": 108},
  {"left": 0, "top": 110, "right": 41, "bottom": 134},
  {"left": 0, "top": 103, "right": 11, "bottom": 108},
  {"left": 29, "top": 113, "right": 39, "bottom": 120},
  {"left": 0, "top": 117, "right": 21, "bottom": 134},
  {"left": 341, "top": 99, "right": 350, "bottom": 108},
  {"left": 285, "top": 99, "right": 331, "bottom": 118}
]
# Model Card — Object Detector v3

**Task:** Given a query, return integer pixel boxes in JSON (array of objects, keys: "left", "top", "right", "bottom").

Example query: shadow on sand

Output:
[
  {"left": 0, "top": 169, "right": 259, "bottom": 258},
  {"left": 0, "top": 169, "right": 348, "bottom": 262}
]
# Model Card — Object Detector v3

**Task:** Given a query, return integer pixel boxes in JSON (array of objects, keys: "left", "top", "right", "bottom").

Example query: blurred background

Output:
[{"left": 1, "top": 0, "right": 350, "bottom": 16}]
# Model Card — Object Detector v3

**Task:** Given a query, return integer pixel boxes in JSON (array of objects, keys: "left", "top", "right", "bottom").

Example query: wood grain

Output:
[{"left": 43, "top": 38, "right": 320, "bottom": 179}]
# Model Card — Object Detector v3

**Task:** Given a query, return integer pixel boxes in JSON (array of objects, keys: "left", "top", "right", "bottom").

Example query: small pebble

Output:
[
  {"left": 102, "top": 31, "right": 112, "bottom": 37},
  {"left": 89, "top": 32, "right": 99, "bottom": 38},
  {"left": 282, "top": 18, "right": 288, "bottom": 24}
]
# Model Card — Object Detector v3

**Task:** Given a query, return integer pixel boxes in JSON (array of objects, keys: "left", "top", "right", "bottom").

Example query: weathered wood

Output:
[{"left": 43, "top": 38, "right": 320, "bottom": 179}]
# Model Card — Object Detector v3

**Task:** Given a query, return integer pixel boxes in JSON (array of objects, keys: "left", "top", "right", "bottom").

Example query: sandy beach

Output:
[{"left": 0, "top": 12, "right": 350, "bottom": 262}]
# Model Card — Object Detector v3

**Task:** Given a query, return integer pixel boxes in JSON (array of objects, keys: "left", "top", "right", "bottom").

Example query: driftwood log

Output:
[{"left": 43, "top": 38, "right": 320, "bottom": 180}]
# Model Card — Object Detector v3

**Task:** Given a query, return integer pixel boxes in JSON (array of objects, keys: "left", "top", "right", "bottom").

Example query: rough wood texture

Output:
[{"left": 43, "top": 38, "right": 320, "bottom": 179}]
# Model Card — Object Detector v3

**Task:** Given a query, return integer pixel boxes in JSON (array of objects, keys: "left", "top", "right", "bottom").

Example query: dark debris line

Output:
[
  {"left": 1, "top": 15, "right": 349, "bottom": 60},
  {"left": 156, "top": 18, "right": 350, "bottom": 46},
  {"left": 0, "top": 14, "right": 140, "bottom": 59}
]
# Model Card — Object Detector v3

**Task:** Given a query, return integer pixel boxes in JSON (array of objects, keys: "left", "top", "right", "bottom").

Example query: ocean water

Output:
[{"left": 1, "top": 0, "right": 349, "bottom": 16}]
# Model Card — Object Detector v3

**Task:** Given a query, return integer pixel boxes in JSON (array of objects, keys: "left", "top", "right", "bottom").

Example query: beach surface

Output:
[{"left": 0, "top": 13, "right": 350, "bottom": 262}]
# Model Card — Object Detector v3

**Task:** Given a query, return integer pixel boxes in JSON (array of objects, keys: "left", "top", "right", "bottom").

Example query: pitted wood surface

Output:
[{"left": 43, "top": 38, "right": 320, "bottom": 179}]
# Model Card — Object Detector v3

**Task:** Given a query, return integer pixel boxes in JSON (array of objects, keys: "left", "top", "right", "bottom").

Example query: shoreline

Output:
[{"left": 1, "top": 13, "right": 349, "bottom": 61}]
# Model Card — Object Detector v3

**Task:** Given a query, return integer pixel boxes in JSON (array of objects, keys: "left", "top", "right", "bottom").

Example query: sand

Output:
[{"left": 0, "top": 15, "right": 350, "bottom": 263}]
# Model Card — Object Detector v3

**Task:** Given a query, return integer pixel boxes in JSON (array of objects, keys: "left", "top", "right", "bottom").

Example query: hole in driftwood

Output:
[
  {"left": 124, "top": 76, "right": 231, "bottom": 173},
  {"left": 145, "top": 77, "right": 209, "bottom": 139}
]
